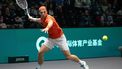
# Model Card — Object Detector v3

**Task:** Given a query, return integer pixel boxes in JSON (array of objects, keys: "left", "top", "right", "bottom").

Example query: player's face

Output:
[{"left": 39, "top": 7, "right": 47, "bottom": 18}]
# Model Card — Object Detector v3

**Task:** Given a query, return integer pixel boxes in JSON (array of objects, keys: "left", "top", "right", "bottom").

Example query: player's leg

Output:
[
  {"left": 36, "top": 45, "right": 50, "bottom": 69},
  {"left": 55, "top": 34, "right": 80, "bottom": 62},
  {"left": 37, "top": 38, "right": 54, "bottom": 69},
  {"left": 38, "top": 45, "right": 50, "bottom": 65},
  {"left": 56, "top": 34, "right": 89, "bottom": 69},
  {"left": 62, "top": 50, "right": 80, "bottom": 62},
  {"left": 62, "top": 50, "right": 89, "bottom": 69}
]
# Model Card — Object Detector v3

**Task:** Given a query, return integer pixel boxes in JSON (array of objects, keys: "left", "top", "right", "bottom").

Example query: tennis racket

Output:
[{"left": 16, "top": 0, "right": 30, "bottom": 17}]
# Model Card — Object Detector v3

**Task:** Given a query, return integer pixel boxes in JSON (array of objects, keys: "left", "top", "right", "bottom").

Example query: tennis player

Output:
[{"left": 29, "top": 5, "right": 89, "bottom": 69}]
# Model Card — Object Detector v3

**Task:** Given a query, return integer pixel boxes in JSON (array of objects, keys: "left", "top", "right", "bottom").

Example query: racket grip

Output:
[{"left": 26, "top": 9, "right": 31, "bottom": 18}]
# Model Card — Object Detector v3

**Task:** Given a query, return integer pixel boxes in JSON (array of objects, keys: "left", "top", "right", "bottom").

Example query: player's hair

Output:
[
  {"left": 39, "top": 3, "right": 47, "bottom": 7},
  {"left": 39, "top": 6, "right": 47, "bottom": 11}
]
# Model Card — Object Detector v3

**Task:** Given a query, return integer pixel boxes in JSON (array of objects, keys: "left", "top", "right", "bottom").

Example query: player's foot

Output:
[
  {"left": 36, "top": 67, "right": 40, "bottom": 69},
  {"left": 81, "top": 63, "right": 89, "bottom": 69},
  {"left": 79, "top": 61, "right": 89, "bottom": 69}
]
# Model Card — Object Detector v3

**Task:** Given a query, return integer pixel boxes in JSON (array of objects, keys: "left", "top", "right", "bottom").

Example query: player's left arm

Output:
[{"left": 42, "top": 19, "right": 53, "bottom": 33}]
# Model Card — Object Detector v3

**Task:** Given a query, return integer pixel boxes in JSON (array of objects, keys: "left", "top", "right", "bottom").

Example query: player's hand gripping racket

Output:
[{"left": 16, "top": 0, "right": 30, "bottom": 17}]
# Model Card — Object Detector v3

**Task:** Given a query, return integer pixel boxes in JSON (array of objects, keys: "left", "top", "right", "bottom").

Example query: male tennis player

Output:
[{"left": 29, "top": 5, "right": 89, "bottom": 69}]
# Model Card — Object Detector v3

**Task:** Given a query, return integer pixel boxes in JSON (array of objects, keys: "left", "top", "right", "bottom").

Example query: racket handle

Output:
[{"left": 26, "top": 9, "right": 31, "bottom": 17}]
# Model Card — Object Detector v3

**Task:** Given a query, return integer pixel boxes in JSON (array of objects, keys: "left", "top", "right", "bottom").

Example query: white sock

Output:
[
  {"left": 78, "top": 60, "right": 86, "bottom": 65},
  {"left": 36, "top": 64, "right": 41, "bottom": 69}
]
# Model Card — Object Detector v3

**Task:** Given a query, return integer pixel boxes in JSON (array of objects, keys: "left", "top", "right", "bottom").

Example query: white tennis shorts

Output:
[{"left": 43, "top": 34, "right": 69, "bottom": 51}]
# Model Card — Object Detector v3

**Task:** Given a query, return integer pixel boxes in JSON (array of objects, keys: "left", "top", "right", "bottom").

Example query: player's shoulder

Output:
[
  {"left": 47, "top": 15, "right": 53, "bottom": 18},
  {"left": 47, "top": 15, "right": 55, "bottom": 20}
]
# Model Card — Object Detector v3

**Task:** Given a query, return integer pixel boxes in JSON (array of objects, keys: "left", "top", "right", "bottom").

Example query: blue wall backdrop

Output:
[{"left": 0, "top": 27, "right": 122, "bottom": 63}]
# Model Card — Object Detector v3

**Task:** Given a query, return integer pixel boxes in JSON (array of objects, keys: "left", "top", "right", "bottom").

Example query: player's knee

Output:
[{"left": 38, "top": 50, "right": 44, "bottom": 55}]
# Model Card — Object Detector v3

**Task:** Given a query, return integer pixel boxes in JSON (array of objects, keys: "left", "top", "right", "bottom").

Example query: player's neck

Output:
[{"left": 41, "top": 14, "right": 48, "bottom": 19}]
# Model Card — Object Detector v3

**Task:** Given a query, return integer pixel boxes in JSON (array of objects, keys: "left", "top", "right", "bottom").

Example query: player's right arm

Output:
[{"left": 28, "top": 16, "right": 40, "bottom": 22}]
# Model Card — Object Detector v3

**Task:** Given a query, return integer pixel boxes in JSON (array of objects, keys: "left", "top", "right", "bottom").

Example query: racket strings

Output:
[{"left": 16, "top": 0, "right": 28, "bottom": 9}]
